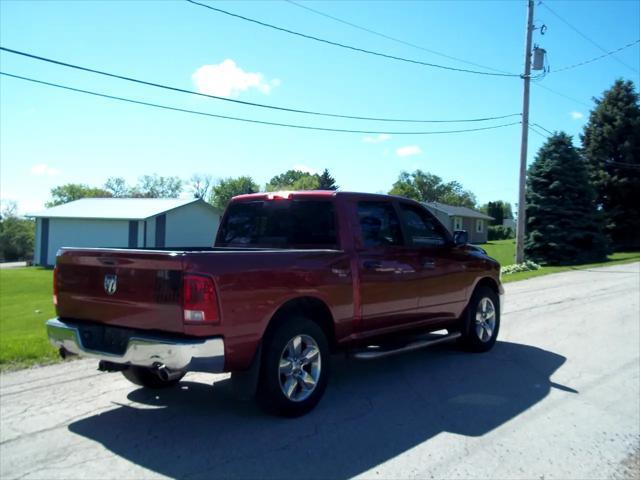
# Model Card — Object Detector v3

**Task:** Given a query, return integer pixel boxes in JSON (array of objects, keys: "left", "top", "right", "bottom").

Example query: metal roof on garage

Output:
[
  {"left": 28, "top": 198, "right": 214, "bottom": 220},
  {"left": 423, "top": 202, "right": 494, "bottom": 221}
]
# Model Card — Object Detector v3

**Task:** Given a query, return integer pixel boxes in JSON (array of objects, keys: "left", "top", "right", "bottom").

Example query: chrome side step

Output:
[{"left": 351, "top": 331, "right": 461, "bottom": 360}]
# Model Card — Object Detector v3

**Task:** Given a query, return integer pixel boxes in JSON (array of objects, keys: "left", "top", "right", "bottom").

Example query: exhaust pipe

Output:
[
  {"left": 98, "top": 360, "right": 128, "bottom": 372},
  {"left": 154, "top": 364, "right": 185, "bottom": 382}
]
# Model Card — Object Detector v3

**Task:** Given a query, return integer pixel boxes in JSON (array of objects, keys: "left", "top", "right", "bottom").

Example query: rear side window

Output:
[
  {"left": 217, "top": 200, "right": 338, "bottom": 249},
  {"left": 399, "top": 203, "right": 448, "bottom": 247},
  {"left": 357, "top": 201, "right": 403, "bottom": 247}
]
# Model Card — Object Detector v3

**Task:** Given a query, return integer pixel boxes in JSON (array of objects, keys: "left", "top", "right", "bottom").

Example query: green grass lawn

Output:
[
  {"left": 0, "top": 267, "right": 58, "bottom": 370},
  {"left": 1, "top": 248, "right": 639, "bottom": 371},
  {"left": 481, "top": 239, "right": 640, "bottom": 283}
]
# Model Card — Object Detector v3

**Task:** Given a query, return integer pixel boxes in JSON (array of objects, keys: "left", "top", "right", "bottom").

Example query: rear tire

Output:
[
  {"left": 458, "top": 286, "right": 500, "bottom": 352},
  {"left": 121, "top": 366, "right": 185, "bottom": 389},
  {"left": 257, "top": 316, "right": 330, "bottom": 417}
]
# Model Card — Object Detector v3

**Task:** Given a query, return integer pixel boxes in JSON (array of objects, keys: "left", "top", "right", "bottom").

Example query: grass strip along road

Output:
[{"left": 1, "top": 244, "right": 638, "bottom": 370}]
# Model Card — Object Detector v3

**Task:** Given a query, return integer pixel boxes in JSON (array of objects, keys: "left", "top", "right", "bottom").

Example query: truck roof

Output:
[{"left": 231, "top": 191, "right": 400, "bottom": 202}]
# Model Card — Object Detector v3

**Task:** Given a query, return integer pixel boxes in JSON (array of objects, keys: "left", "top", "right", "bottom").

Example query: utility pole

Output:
[{"left": 515, "top": 0, "right": 535, "bottom": 264}]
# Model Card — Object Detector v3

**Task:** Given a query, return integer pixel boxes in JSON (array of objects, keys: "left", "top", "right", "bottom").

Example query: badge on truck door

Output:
[{"left": 104, "top": 274, "right": 117, "bottom": 295}]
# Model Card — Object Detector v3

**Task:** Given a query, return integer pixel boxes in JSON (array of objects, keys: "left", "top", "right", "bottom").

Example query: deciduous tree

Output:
[
  {"left": 0, "top": 202, "right": 35, "bottom": 261},
  {"left": 46, "top": 184, "right": 112, "bottom": 207},
  {"left": 210, "top": 176, "right": 259, "bottom": 210},
  {"left": 265, "top": 170, "right": 320, "bottom": 191},
  {"left": 388, "top": 170, "right": 477, "bottom": 208}
]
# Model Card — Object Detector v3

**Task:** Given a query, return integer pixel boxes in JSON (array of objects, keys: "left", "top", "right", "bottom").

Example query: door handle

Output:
[
  {"left": 422, "top": 258, "right": 436, "bottom": 269},
  {"left": 363, "top": 260, "right": 382, "bottom": 270}
]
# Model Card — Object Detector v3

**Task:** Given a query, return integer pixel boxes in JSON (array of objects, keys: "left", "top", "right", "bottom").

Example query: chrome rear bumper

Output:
[{"left": 46, "top": 318, "right": 225, "bottom": 373}]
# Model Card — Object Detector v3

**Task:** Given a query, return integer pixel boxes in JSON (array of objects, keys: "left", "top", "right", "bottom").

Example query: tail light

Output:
[
  {"left": 183, "top": 274, "right": 219, "bottom": 324},
  {"left": 53, "top": 266, "right": 58, "bottom": 306}
]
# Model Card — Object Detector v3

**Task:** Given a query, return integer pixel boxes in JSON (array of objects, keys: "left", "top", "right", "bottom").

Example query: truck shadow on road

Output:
[{"left": 69, "top": 341, "right": 575, "bottom": 479}]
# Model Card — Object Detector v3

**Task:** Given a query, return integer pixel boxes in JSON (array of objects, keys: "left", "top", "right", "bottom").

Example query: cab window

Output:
[
  {"left": 357, "top": 201, "right": 403, "bottom": 248},
  {"left": 399, "top": 203, "right": 449, "bottom": 247}
]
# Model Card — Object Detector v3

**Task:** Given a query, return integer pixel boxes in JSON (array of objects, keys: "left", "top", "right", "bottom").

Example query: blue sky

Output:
[{"left": 1, "top": 0, "right": 639, "bottom": 214}]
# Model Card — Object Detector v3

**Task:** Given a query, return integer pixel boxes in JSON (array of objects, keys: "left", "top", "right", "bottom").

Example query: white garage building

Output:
[{"left": 30, "top": 198, "right": 221, "bottom": 267}]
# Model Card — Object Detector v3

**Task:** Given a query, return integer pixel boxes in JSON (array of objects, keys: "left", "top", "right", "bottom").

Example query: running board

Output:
[{"left": 350, "top": 331, "right": 461, "bottom": 360}]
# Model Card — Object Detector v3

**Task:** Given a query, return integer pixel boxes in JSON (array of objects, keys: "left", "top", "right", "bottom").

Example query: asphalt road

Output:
[{"left": 1, "top": 263, "right": 639, "bottom": 479}]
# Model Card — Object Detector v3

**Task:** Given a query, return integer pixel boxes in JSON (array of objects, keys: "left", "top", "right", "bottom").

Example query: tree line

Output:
[
  {"left": 1, "top": 79, "right": 636, "bottom": 265},
  {"left": 525, "top": 79, "right": 639, "bottom": 264}
]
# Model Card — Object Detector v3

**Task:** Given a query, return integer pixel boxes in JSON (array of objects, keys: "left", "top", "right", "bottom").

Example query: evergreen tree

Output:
[
  {"left": 525, "top": 132, "right": 608, "bottom": 265},
  {"left": 317, "top": 169, "right": 338, "bottom": 190},
  {"left": 581, "top": 79, "right": 640, "bottom": 250}
]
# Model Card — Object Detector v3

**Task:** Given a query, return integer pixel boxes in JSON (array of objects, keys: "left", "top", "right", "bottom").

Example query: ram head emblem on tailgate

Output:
[{"left": 104, "top": 274, "right": 117, "bottom": 295}]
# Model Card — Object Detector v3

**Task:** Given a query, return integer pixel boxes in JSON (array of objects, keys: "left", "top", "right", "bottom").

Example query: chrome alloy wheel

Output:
[
  {"left": 475, "top": 297, "right": 496, "bottom": 342},
  {"left": 278, "top": 334, "right": 322, "bottom": 402}
]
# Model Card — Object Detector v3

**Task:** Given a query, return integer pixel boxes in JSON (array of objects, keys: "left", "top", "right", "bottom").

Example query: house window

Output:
[
  {"left": 453, "top": 217, "right": 463, "bottom": 231},
  {"left": 476, "top": 219, "right": 484, "bottom": 233}
]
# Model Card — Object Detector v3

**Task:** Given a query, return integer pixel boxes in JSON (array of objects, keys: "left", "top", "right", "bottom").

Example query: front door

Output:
[{"left": 397, "top": 202, "right": 468, "bottom": 321}]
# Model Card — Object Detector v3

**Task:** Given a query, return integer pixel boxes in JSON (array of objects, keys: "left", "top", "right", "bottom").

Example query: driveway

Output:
[{"left": 1, "top": 263, "right": 638, "bottom": 479}]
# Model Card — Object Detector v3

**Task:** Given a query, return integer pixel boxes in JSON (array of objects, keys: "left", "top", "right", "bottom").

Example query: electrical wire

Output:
[
  {"left": 185, "top": 0, "right": 520, "bottom": 78},
  {"left": 540, "top": 1, "right": 639, "bottom": 73},
  {"left": 285, "top": 0, "right": 515, "bottom": 75},
  {"left": 528, "top": 125, "right": 548, "bottom": 139},
  {"left": 534, "top": 83, "right": 592, "bottom": 109},
  {"left": 552, "top": 39, "right": 640, "bottom": 73},
  {"left": 531, "top": 123, "right": 554, "bottom": 135},
  {"left": 0, "top": 71, "right": 522, "bottom": 135},
  {"left": 0, "top": 46, "right": 521, "bottom": 124}
]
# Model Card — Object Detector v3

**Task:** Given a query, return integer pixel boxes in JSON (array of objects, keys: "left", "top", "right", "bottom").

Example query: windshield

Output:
[{"left": 216, "top": 200, "right": 338, "bottom": 249}]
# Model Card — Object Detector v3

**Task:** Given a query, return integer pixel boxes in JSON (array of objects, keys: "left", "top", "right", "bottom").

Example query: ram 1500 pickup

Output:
[{"left": 47, "top": 191, "right": 503, "bottom": 416}]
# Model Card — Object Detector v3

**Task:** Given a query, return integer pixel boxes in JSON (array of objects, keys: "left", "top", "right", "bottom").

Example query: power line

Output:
[
  {"left": 552, "top": 39, "right": 640, "bottom": 73},
  {"left": 540, "top": 1, "right": 639, "bottom": 73},
  {"left": 185, "top": 0, "right": 520, "bottom": 78},
  {"left": 285, "top": 0, "right": 515, "bottom": 75},
  {"left": 531, "top": 123, "right": 554, "bottom": 135},
  {"left": 528, "top": 125, "right": 548, "bottom": 139},
  {"left": 0, "top": 46, "right": 521, "bottom": 124},
  {"left": 533, "top": 83, "right": 592, "bottom": 109},
  {"left": 0, "top": 71, "right": 522, "bottom": 135}
]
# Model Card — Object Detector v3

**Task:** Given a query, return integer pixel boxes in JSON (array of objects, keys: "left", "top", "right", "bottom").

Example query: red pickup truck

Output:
[{"left": 47, "top": 191, "right": 503, "bottom": 416}]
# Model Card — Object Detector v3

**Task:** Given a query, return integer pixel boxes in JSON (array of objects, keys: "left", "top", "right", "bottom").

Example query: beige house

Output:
[{"left": 423, "top": 202, "right": 494, "bottom": 244}]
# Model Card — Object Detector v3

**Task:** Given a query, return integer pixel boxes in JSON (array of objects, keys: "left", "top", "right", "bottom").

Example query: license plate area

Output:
[{"left": 78, "top": 324, "right": 131, "bottom": 355}]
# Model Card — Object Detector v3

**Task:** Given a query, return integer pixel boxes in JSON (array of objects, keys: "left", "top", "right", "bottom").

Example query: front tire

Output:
[
  {"left": 121, "top": 366, "right": 185, "bottom": 389},
  {"left": 257, "top": 316, "right": 330, "bottom": 417},
  {"left": 459, "top": 286, "right": 500, "bottom": 352}
]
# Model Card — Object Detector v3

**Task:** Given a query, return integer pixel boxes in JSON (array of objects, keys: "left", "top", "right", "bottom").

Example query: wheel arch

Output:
[
  {"left": 263, "top": 296, "right": 337, "bottom": 351},
  {"left": 473, "top": 276, "right": 501, "bottom": 298}
]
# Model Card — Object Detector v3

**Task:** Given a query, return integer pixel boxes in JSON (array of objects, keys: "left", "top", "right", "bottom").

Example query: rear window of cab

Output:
[{"left": 216, "top": 200, "right": 338, "bottom": 249}]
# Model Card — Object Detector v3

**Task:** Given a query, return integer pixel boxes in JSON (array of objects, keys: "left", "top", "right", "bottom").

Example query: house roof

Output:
[
  {"left": 28, "top": 198, "right": 215, "bottom": 220},
  {"left": 423, "top": 202, "right": 494, "bottom": 221}
]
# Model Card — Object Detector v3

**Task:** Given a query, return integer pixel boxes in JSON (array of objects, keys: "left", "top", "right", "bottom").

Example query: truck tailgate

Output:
[{"left": 55, "top": 249, "right": 185, "bottom": 334}]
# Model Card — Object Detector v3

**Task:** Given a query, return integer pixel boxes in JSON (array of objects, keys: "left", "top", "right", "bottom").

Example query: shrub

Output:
[
  {"left": 488, "top": 225, "right": 514, "bottom": 240},
  {"left": 501, "top": 261, "right": 541, "bottom": 275}
]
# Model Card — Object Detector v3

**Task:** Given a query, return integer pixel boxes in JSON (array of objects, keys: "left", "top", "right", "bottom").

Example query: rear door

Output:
[
  {"left": 55, "top": 249, "right": 185, "bottom": 333},
  {"left": 355, "top": 200, "right": 424, "bottom": 333}
]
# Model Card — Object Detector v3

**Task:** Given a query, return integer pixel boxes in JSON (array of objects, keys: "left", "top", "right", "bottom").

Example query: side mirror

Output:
[{"left": 453, "top": 230, "right": 468, "bottom": 246}]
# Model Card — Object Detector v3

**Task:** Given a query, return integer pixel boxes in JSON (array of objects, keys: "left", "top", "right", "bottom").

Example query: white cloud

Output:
[
  {"left": 192, "top": 59, "right": 278, "bottom": 98},
  {"left": 570, "top": 111, "right": 584, "bottom": 120},
  {"left": 293, "top": 164, "right": 318, "bottom": 175},
  {"left": 362, "top": 133, "right": 391, "bottom": 143},
  {"left": 30, "top": 163, "right": 60, "bottom": 176},
  {"left": 396, "top": 145, "right": 422, "bottom": 157}
]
